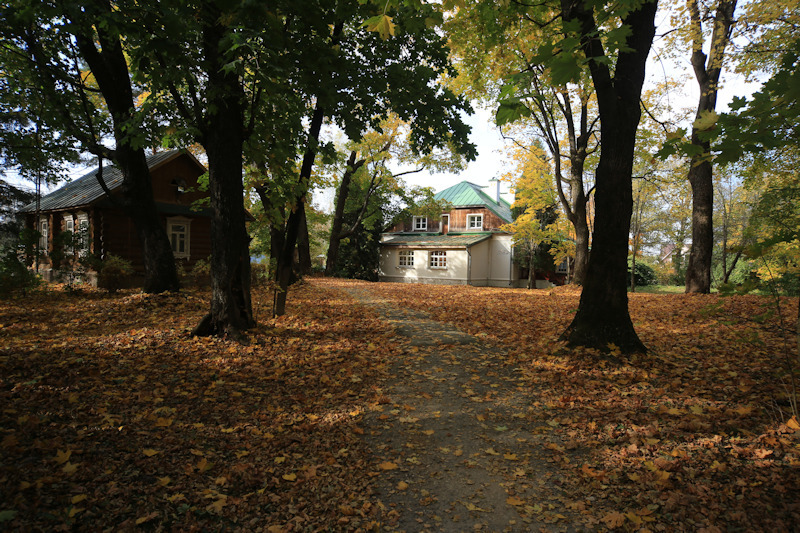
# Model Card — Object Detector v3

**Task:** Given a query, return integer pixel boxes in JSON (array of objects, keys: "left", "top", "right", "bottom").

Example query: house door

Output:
[{"left": 441, "top": 214, "right": 449, "bottom": 235}]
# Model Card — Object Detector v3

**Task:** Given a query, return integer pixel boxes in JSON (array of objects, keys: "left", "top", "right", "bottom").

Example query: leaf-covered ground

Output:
[
  {"left": 1, "top": 279, "right": 798, "bottom": 531},
  {"left": 346, "top": 280, "right": 800, "bottom": 531}
]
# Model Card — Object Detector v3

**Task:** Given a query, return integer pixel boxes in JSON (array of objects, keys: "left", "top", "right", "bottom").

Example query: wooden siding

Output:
[{"left": 389, "top": 207, "right": 507, "bottom": 233}]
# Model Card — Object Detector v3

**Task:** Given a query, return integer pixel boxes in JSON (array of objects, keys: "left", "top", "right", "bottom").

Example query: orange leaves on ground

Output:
[
  {"left": 0, "top": 281, "right": 399, "bottom": 531},
  {"left": 351, "top": 280, "right": 800, "bottom": 531}
]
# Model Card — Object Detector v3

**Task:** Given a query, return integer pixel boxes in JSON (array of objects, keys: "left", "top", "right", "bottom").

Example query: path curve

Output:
[{"left": 340, "top": 283, "right": 578, "bottom": 532}]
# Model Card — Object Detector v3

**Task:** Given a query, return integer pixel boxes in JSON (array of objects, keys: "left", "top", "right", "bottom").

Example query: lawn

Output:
[{"left": 1, "top": 279, "right": 798, "bottom": 531}]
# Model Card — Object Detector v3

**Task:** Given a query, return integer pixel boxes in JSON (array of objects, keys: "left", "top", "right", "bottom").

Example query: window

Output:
[
  {"left": 76, "top": 213, "right": 90, "bottom": 255},
  {"left": 467, "top": 214, "right": 483, "bottom": 230},
  {"left": 168, "top": 217, "right": 192, "bottom": 259},
  {"left": 39, "top": 218, "right": 48, "bottom": 252},
  {"left": 398, "top": 250, "right": 414, "bottom": 267},
  {"left": 63, "top": 215, "right": 75, "bottom": 253},
  {"left": 429, "top": 250, "right": 447, "bottom": 269},
  {"left": 556, "top": 258, "right": 569, "bottom": 274},
  {"left": 413, "top": 216, "right": 427, "bottom": 231}
]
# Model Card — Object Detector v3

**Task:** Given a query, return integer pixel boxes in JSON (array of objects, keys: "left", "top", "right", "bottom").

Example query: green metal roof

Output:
[
  {"left": 434, "top": 181, "right": 512, "bottom": 223},
  {"left": 20, "top": 150, "right": 194, "bottom": 213},
  {"left": 381, "top": 233, "right": 493, "bottom": 248}
]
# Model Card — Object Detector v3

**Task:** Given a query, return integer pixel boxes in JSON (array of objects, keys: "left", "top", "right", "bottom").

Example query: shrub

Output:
[
  {"left": 96, "top": 255, "right": 133, "bottom": 293},
  {"left": 627, "top": 258, "right": 657, "bottom": 286},
  {"left": 0, "top": 247, "right": 39, "bottom": 295},
  {"left": 190, "top": 257, "right": 211, "bottom": 286}
]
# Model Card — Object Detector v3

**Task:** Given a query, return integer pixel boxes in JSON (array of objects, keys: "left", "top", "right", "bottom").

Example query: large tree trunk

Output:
[
  {"left": 73, "top": 6, "right": 179, "bottom": 293},
  {"left": 559, "top": 0, "right": 656, "bottom": 354},
  {"left": 192, "top": 8, "right": 253, "bottom": 337},
  {"left": 684, "top": 0, "right": 737, "bottom": 294}
]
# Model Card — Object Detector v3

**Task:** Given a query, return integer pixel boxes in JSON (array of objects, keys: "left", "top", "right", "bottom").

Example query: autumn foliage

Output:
[{"left": 1, "top": 279, "right": 799, "bottom": 530}]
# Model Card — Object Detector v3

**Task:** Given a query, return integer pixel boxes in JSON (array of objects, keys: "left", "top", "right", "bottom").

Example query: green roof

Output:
[
  {"left": 434, "top": 181, "right": 512, "bottom": 223},
  {"left": 381, "top": 233, "right": 492, "bottom": 248}
]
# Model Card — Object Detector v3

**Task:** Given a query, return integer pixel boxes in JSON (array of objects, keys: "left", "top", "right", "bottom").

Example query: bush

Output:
[
  {"left": 627, "top": 258, "right": 657, "bottom": 286},
  {"left": 190, "top": 257, "right": 211, "bottom": 286},
  {"left": 0, "top": 247, "right": 39, "bottom": 295},
  {"left": 96, "top": 255, "right": 133, "bottom": 293}
]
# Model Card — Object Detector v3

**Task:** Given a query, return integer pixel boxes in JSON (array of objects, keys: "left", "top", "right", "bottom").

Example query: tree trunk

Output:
[
  {"left": 684, "top": 0, "right": 737, "bottom": 294},
  {"left": 297, "top": 205, "right": 312, "bottom": 276},
  {"left": 192, "top": 8, "right": 253, "bottom": 337},
  {"left": 559, "top": 0, "right": 656, "bottom": 354},
  {"left": 73, "top": 7, "right": 179, "bottom": 293},
  {"left": 528, "top": 250, "right": 535, "bottom": 289},
  {"left": 572, "top": 184, "right": 590, "bottom": 285},
  {"left": 274, "top": 104, "right": 325, "bottom": 316},
  {"left": 686, "top": 158, "right": 714, "bottom": 293},
  {"left": 325, "top": 151, "right": 360, "bottom": 276}
]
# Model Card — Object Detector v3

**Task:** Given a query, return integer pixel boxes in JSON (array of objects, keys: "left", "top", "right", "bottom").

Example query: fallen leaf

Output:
[
  {"left": 378, "top": 461, "right": 398, "bottom": 470},
  {"left": 142, "top": 449, "right": 159, "bottom": 457}
]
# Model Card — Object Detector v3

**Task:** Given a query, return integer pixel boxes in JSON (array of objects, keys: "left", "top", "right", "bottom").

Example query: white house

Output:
[{"left": 378, "top": 181, "right": 522, "bottom": 287}]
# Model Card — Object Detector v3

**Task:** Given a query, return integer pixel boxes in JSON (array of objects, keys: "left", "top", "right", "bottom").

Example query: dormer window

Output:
[
  {"left": 171, "top": 178, "right": 187, "bottom": 196},
  {"left": 413, "top": 216, "right": 427, "bottom": 231}
]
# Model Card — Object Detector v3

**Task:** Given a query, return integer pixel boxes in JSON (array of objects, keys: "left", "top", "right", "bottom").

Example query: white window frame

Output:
[
  {"left": 76, "top": 213, "right": 90, "bottom": 256},
  {"left": 556, "top": 258, "right": 569, "bottom": 274},
  {"left": 398, "top": 250, "right": 414, "bottom": 267},
  {"left": 413, "top": 216, "right": 427, "bottom": 231},
  {"left": 39, "top": 217, "right": 48, "bottom": 252},
  {"left": 167, "top": 216, "right": 192, "bottom": 259},
  {"left": 429, "top": 250, "right": 447, "bottom": 269},
  {"left": 63, "top": 215, "right": 75, "bottom": 253},
  {"left": 467, "top": 213, "right": 483, "bottom": 231}
]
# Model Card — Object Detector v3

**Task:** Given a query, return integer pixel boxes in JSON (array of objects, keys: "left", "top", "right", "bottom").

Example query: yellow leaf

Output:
[
  {"left": 62, "top": 462, "right": 79, "bottom": 474},
  {"left": 71, "top": 494, "right": 87, "bottom": 504},
  {"left": 135, "top": 512, "right": 158, "bottom": 525},
  {"left": 464, "top": 502, "right": 487, "bottom": 512},
  {"left": 625, "top": 511, "right": 643, "bottom": 525},
  {"left": 503, "top": 453, "right": 518, "bottom": 461},
  {"left": 693, "top": 110, "right": 719, "bottom": 131},
  {"left": 168, "top": 493, "right": 185, "bottom": 502},
  {"left": 485, "top": 448, "right": 500, "bottom": 456},
  {"left": 282, "top": 473, "right": 297, "bottom": 481},
  {"left": 157, "top": 476, "right": 171, "bottom": 486},
  {"left": 378, "top": 461, "right": 398, "bottom": 470},
  {"left": 787, "top": 416, "right": 800, "bottom": 430},
  {"left": 155, "top": 417, "right": 173, "bottom": 427},
  {"left": 422, "top": 430, "right": 434, "bottom": 436},
  {"left": 207, "top": 496, "right": 227, "bottom": 513},
  {"left": 67, "top": 393, "right": 79, "bottom": 404},
  {"left": 396, "top": 481, "right": 409, "bottom": 490},
  {"left": 235, "top": 450, "right": 250, "bottom": 458},
  {"left": 68, "top": 507, "right": 84, "bottom": 518},
  {"left": 142, "top": 449, "right": 159, "bottom": 457},
  {"left": 506, "top": 496, "right": 524, "bottom": 506},
  {"left": 689, "top": 405, "right": 703, "bottom": 415},
  {"left": 601, "top": 511, "right": 626, "bottom": 528},
  {"left": 197, "top": 458, "right": 212, "bottom": 472},
  {"left": 54, "top": 449, "right": 71, "bottom": 464}
]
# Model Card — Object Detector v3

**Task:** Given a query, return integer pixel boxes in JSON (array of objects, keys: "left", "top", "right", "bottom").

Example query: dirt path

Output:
[{"left": 340, "top": 284, "right": 579, "bottom": 532}]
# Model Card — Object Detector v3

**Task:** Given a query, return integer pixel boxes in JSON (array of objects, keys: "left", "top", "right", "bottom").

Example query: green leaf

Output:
[
  {"left": 496, "top": 100, "right": 532, "bottom": 126},
  {"left": 0, "top": 510, "right": 17, "bottom": 522}
]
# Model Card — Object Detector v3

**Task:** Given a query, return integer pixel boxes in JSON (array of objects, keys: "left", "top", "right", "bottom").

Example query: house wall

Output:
[
  {"left": 389, "top": 207, "right": 507, "bottom": 233},
  {"left": 468, "top": 240, "right": 490, "bottom": 286},
  {"left": 488, "top": 234, "right": 516, "bottom": 287},
  {"left": 379, "top": 248, "right": 470, "bottom": 284},
  {"left": 150, "top": 153, "right": 208, "bottom": 207}
]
